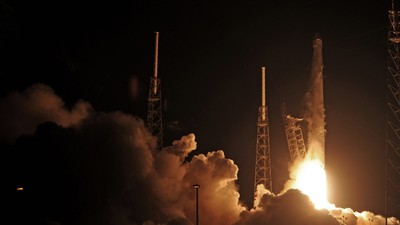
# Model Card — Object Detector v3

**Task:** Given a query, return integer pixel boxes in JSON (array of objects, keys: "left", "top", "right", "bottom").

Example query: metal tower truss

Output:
[
  {"left": 254, "top": 67, "right": 273, "bottom": 204},
  {"left": 254, "top": 105, "right": 272, "bottom": 196},
  {"left": 147, "top": 77, "right": 163, "bottom": 150},
  {"left": 387, "top": 2, "right": 400, "bottom": 222},
  {"left": 147, "top": 32, "right": 163, "bottom": 150},
  {"left": 281, "top": 103, "right": 306, "bottom": 162}
]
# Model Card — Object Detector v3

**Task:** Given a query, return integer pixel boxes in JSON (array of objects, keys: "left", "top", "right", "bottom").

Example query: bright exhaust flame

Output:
[
  {"left": 290, "top": 156, "right": 399, "bottom": 225},
  {"left": 292, "top": 158, "right": 333, "bottom": 210}
]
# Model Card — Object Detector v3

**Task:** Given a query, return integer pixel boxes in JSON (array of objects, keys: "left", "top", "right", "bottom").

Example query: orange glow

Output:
[
  {"left": 16, "top": 187, "right": 24, "bottom": 191},
  {"left": 291, "top": 158, "right": 334, "bottom": 210}
]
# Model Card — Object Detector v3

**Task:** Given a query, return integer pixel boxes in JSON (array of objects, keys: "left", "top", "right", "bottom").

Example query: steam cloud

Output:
[
  {"left": 4, "top": 84, "right": 243, "bottom": 225},
  {"left": 234, "top": 188, "right": 339, "bottom": 225},
  {"left": 3, "top": 84, "right": 397, "bottom": 225}
]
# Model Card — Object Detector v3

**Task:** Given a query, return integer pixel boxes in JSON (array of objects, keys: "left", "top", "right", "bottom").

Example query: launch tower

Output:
[
  {"left": 254, "top": 67, "right": 272, "bottom": 204},
  {"left": 281, "top": 103, "right": 306, "bottom": 161},
  {"left": 386, "top": 0, "right": 400, "bottom": 223},
  {"left": 147, "top": 32, "right": 163, "bottom": 150}
]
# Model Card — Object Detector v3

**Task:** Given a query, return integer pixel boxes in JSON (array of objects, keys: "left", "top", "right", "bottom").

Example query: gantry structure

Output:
[
  {"left": 386, "top": 0, "right": 400, "bottom": 223},
  {"left": 254, "top": 67, "right": 272, "bottom": 205},
  {"left": 281, "top": 103, "right": 306, "bottom": 162},
  {"left": 147, "top": 32, "right": 163, "bottom": 150}
]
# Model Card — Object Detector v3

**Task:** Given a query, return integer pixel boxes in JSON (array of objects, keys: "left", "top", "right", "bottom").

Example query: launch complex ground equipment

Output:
[
  {"left": 281, "top": 103, "right": 306, "bottom": 162},
  {"left": 254, "top": 67, "right": 273, "bottom": 206}
]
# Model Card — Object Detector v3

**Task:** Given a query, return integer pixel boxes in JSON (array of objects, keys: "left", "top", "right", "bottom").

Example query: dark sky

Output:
[{"left": 0, "top": 0, "right": 391, "bottom": 216}]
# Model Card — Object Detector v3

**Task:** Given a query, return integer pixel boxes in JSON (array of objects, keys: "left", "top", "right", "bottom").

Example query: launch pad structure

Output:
[
  {"left": 281, "top": 103, "right": 307, "bottom": 162},
  {"left": 253, "top": 34, "right": 323, "bottom": 207},
  {"left": 386, "top": 0, "right": 400, "bottom": 223},
  {"left": 254, "top": 67, "right": 273, "bottom": 205},
  {"left": 147, "top": 32, "right": 163, "bottom": 150}
]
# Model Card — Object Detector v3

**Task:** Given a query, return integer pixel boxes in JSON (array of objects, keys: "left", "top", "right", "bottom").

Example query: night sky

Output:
[{"left": 0, "top": 0, "right": 392, "bottom": 223}]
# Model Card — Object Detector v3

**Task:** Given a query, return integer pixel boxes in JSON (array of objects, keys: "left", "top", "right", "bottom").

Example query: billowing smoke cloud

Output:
[
  {"left": 6, "top": 84, "right": 243, "bottom": 225},
  {"left": 236, "top": 184, "right": 397, "bottom": 225},
  {"left": 5, "top": 84, "right": 398, "bottom": 225},
  {"left": 0, "top": 83, "right": 91, "bottom": 143},
  {"left": 234, "top": 188, "right": 340, "bottom": 225},
  {"left": 329, "top": 208, "right": 391, "bottom": 225}
]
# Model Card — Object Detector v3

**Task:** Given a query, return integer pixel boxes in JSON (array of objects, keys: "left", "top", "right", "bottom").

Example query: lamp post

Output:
[{"left": 193, "top": 184, "right": 200, "bottom": 225}]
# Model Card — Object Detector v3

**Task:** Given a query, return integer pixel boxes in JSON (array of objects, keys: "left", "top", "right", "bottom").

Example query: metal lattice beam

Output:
[
  {"left": 147, "top": 77, "right": 163, "bottom": 149},
  {"left": 386, "top": 3, "right": 400, "bottom": 222},
  {"left": 254, "top": 106, "right": 272, "bottom": 196},
  {"left": 254, "top": 67, "right": 272, "bottom": 207},
  {"left": 147, "top": 32, "right": 163, "bottom": 150},
  {"left": 281, "top": 103, "right": 306, "bottom": 161}
]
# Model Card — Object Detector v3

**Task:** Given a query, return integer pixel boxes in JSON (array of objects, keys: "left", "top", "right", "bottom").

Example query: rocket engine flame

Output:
[{"left": 292, "top": 158, "right": 332, "bottom": 210}]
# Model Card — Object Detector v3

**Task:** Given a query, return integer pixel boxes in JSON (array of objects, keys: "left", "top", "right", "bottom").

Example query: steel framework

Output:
[
  {"left": 147, "top": 32, "right": 163, "bottom": 150},
  {"left": 254, "top": 67, "right": 272, "bottom": 204},
  {"left": 386, "top": 1, "right": 400, "bottom": 223},
  {"left": 281, "top": 103, "right": 306, "bottom": 162}
]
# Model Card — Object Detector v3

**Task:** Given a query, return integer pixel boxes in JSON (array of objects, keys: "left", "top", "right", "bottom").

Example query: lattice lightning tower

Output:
[
  {"left": 386, "top": 0, "right": 400, "bottom": 223},
  {"left": 147, "top": 32, "right": 163, "bottom": 150},
  {"left": 254, "top": 66, "right": 272, "bottom": 205}
]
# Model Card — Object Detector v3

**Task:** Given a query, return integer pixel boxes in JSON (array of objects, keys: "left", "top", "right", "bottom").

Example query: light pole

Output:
[{"left": 193, "top": 184, "right": 200, "bottom": 225}]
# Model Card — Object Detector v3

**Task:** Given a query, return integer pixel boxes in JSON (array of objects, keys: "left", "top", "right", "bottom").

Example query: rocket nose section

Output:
[
  {"left": 313, "top": 32, "right": 322, "bottom": 48},
  {"left": 314, "top": 32, "right": 321, "bottom": 40}
]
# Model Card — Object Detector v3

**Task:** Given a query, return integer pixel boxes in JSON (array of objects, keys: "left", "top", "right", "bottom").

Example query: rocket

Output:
[
  {"left": 305, "top": 32, "right": 326, "bottom": 165},
  {"left": 311, "top": 33, "right": 323, "bottom": 87}
]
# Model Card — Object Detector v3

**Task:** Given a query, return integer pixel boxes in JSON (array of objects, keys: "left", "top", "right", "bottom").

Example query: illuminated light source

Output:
[
  {"left": 16, "top": 187, "right": 24, "bottom": 191},
  {"left": 292, "top": 159, "right": 333, "bottom": 210}
]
